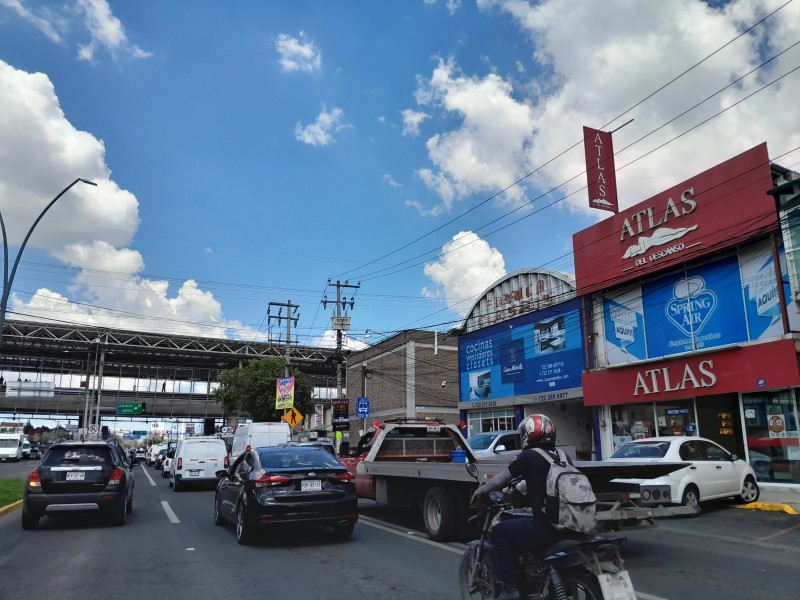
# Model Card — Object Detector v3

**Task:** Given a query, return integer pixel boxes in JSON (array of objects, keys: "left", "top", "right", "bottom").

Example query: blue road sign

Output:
[{"left": 356, "top": 397, "right": 370, "bottom": 418}]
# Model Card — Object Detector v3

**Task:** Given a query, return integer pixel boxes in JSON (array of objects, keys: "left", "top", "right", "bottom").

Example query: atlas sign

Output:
[
  {"left": 573, "top": 144, "right": 775, "bottom": 294},
  {"left": 633, "top": 359, "right": 716, "bottom": 396}
]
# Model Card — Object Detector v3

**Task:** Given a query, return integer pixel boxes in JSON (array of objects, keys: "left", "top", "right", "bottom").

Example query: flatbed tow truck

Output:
[{"left": 340, "top": 419, "right": 696, "bottom": 542}]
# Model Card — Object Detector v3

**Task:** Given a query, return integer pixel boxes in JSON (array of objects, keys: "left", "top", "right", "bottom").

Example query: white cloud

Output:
[
  {"left": 276, "top": 31, "right": 322, "bottom": 73},
  {"left": 446, "top": 0, "right": 462, "bottom": 15},
  {"left": 0, "top": 59, "right": 248, "bottom": 338},
  {"left": 463, "top": 0, "right": 800, "bottom": 215},
  {"left": 311, "top": 329, "right": 367, "bottom": 351},
  {"left": 0, "top": 0, "right": 62, "bottom": 42},
  {"left": 423, "top": 231, "right": 506, "bottom": 316},
  {"left": 295, "top": 106, "right": 346, "bottom": 146},
  {"left": 383, "top": 174, "right": 402, "bottom": 188},
  {"left": 401, "top": 108, "right": 430, "bottom": 136},
  {"left": 75, "top": 0, "right": 151, "bottom": 62}
]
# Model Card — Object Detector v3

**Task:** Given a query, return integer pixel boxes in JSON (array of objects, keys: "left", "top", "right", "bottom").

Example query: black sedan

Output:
[
  {"left": 214, "top": 446, "right": 358, "bottom": 544},
  {"left": 21, "top": 440, "right": 135, "bottom": 529}
]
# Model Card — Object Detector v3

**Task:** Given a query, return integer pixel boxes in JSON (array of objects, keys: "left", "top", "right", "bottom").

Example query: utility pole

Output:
[
  {"left": 267, "top": 300, "right": 300, "bottom": 377},
  {"left": 322, "top": 280, "right": 360, "bottom": 400}
]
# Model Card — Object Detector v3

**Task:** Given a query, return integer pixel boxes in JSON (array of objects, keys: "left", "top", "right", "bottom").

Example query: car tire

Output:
[
  {"left": 214, "top": 495, "right": 225, "bottom": 526},
  {"left": 332, "top": 522, "right": 355, "bottom": 539},
  {"left": 21, "top": 510, "right": 39, "bottom": 530},
  {"left": 126, "top": 493, "right": 133, "bottom": 515},
  {"left": 736, "top": 476, "right": 760, "bottom": 504},
  {"left": 681, "top": 484, "right": 701, "bottom": 515},
  {"left": 173, "top": 478, "right": 181, "bottom": 492},
  {"left": 111, "top": 497, "right": 127, "bottom": 526},
  {"left": 235, "top": 502, "right": 254, "bottom": 545},
  {"left": 422, "top": 486, "right": 459, "bottom": 542}
]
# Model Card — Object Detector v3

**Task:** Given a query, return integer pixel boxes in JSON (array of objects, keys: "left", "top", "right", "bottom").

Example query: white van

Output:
[
  {"left": 230, "top": 421, "right": 291, "bottom": 461},
  {"left": 0, "top": 433, "right": 24, "bottom": 462},
  {"left": 169, "top": 436, "right": 228, "bottom": 491}
]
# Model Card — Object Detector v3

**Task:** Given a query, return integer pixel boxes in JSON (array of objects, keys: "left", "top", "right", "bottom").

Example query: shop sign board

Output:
[
  {"left": 573, "top": 144, "right": 775, "bottom": 295},
  {"left": 582, "top": 338, "right": 800, "bottom": 406},
  {"left": 458, "top": 298, "right": 584, "bottom": 403}
]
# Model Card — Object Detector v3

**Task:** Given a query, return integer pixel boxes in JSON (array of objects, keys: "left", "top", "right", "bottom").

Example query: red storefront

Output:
[{"left": 574, "top": 144, "right": 800, "bottom": 484}]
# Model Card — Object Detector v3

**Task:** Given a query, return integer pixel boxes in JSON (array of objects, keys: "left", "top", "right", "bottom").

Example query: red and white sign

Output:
[
  {"left": 583, "top": 126, "right": 618, "bottom": 213},
  {"left": 573, "top": 144, "right": 776, "bottom": 295},
  {"left": 582, "top": 339, "right": 800, "bottom": 406}
]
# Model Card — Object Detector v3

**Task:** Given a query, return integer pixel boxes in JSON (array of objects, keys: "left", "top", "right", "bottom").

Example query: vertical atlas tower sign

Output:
[{"left": 583, "top": 126, "right": 619, "bottom": 214}]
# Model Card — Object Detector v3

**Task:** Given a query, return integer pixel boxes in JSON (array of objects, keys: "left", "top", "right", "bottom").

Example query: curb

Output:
[
  {"left": 0, "top": 500, "right": 22, "bottom": 516},
  {"left": 733, "top": 502, "right": 799, "bottom": 515}
]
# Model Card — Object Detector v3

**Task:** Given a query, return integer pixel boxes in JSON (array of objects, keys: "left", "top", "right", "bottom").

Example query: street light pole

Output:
[{"left": 0, "top": 178, "right": 97, "bottom": 342}]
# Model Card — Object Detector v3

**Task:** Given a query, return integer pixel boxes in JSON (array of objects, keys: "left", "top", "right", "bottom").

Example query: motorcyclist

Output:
[{"left": 470, "top": 414, "right": 565, "bottom": 600}]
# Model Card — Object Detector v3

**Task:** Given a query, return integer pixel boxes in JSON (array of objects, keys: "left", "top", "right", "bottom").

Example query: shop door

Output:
[{"left": 696, "top": 394, "right": 743, "bottom": 458}]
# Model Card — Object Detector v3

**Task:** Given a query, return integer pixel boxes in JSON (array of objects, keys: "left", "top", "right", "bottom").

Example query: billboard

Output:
[
  {"left": 573, "top": 144, "right": 775, "bottom": 295},
  {"left": 459, "top": 298, "right": 585, "bottom": 404},
  {"left": 583, "top": 126, "right": 618, "bottom": 213}
]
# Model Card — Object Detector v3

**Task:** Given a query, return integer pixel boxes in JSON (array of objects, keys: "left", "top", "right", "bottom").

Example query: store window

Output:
[
  {"left": 467, "top": 410, "right": 516, "bottom": 437},
  {"left": 743, "top": 391, "right": 800, "bottom": 483},
  {"left": 610, "top": 403, "right": 656, "bottom": 453},
  {"left": 656, "top": 400, "right": 697, "bottom": 437}
]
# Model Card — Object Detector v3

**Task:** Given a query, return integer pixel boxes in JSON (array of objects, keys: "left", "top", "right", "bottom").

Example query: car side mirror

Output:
[
  {"left": 730, "top": 453, "right": 739, "bottom": 461},
  {"left": 168, "top": 450, "right": 175, "bottom": 458},
  {"left": 494, "top": 445, "right": 507, "bottom": 453},
  {"left": 215, "top": 469, "right": 228, "bottom": 478}
]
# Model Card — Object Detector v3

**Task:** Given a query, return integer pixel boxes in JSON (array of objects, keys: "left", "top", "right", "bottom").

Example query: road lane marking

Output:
[
  {"left": 140, "top": 464, "right": 156, "bottom": 487},
  {"left": 359, "top": 516, "right": 670, "bottom": 600},
  {"left": 161, "top": 500, "right": 180, "bottom": 524},
  {"left": 756, "top": 520, "right": 800, "bottom": 543}
]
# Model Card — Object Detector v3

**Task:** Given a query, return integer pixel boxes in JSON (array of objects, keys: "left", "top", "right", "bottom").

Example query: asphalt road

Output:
[{"left": 1, "top": 460, "right": 799, "bottom": 599}]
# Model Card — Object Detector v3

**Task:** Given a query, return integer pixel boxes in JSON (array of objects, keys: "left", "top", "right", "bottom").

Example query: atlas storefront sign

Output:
[
  {"left": 583, "top": 339, "right": 800, "bottom": 406},
  {"left": 573, "top": 144, "right": 776, "bottom": 295}
]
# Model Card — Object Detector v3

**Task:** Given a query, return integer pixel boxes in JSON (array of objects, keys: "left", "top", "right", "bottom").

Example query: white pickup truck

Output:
[{"left": 340, "top": 419, "right": 695, "bottom": 542}]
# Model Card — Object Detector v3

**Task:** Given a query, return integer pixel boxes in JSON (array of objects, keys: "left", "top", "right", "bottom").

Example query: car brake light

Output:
[
  {"left": 108, "top": 468, "right": 124, "bottom": 486},
  {"left": 245, "top": 444, "right": 251, "bottom": 452},
  {"left": 254, "top": 474, "right": 291, "bottom": 488},
  {"left": 224, "top": 455, "right": 229, "bottom": 469},
  {"left": 332, "top": 472, "right": 355, "bottom": 481},
  {"left": 27, "top": 470, "right": 41, "bottom": 488},
  {"left": 177, "top": 457, "right": 183, "bottom": 470}
]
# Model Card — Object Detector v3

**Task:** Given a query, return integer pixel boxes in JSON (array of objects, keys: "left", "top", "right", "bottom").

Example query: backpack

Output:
[{"left": 533, "top": 448, "right": 597, "bottom": 533}]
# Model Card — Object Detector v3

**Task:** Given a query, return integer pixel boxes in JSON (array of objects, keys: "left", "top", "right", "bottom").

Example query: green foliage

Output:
[
  {"left": 214, "top": 357, "right": 314, "bottom": 421},
  {"left": 0, "top": 479, "right": 25, "bottom": 506},
  {"left": 23, "top": 421, "right": 34, "bottom": 435}
]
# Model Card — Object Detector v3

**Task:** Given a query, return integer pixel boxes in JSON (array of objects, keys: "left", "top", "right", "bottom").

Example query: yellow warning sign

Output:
[{"left": 282, "top": 407, "right": 303, "bottom": 428}]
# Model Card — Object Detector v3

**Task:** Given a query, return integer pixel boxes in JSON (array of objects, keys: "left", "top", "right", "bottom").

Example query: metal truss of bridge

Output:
[{"left": 0, "top": 320, "right": 342, "bottom": 421}]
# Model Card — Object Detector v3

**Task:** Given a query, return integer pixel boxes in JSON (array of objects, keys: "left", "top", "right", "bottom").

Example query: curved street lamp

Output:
[{"left": 0, "top": 178, "right": 97, "bottom": 343}]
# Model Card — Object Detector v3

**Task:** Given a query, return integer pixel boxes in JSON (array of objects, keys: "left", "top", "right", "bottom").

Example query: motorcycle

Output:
[{"left": 459, "top": 463, "right": 635, "bottom": 600}]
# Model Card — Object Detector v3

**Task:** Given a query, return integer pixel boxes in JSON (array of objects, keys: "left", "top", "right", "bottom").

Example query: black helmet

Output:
[{"left": 518, "top": 414, "right": 556, "bottom": 448}]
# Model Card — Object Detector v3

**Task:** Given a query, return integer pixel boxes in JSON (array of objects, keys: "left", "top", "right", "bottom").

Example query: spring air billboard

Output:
[{"left": 458, "top": 298, "right": 584, "bottom": 404}]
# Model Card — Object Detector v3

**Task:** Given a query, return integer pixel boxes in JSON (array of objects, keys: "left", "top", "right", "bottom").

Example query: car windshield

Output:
[
  {"left": 467, "top": 433, "right": 499, "bottom": 451},
  {"left": 42, "top": 447, "right": 113, "bottom": 466},
  {"left": 611, "top": 442, "right": 670, "bottom": 459},
  {"left": 258, "top": 447, "right": 343, "bottom": 470},
  {"left": 0, "top": 439, "right": 18, "bottom": 448}
]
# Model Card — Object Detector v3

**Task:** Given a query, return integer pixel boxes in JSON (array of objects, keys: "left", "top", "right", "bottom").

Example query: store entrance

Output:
[{"left": 696, "top": 393, "right": 744, "bottom": 458}]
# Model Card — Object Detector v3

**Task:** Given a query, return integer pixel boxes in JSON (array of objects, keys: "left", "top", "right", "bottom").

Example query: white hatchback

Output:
[{"left": 607, "top": 436, "right": 760, "bottom": 512}]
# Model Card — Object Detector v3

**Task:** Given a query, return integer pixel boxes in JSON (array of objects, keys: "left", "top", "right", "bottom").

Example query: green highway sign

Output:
[
  {"left": 116, "top": 402, "right": 145, "bottom": 415},
  {"left": 132, "top": 431, "right": 147, "bottom": 436}
]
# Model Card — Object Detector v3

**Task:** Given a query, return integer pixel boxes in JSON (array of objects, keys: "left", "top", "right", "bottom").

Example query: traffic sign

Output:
[
  {"left": 356, "top": 397, "right": 370, "bottom": 418},
  {"left": 117, "top": 402, "right": 145, "bottom": 415},
  {"left": 88, "top": 424, "right": 99, "bottom": 434},
  {"left": 132, "top": 430, "right": 147, "bottom": 436},
  {"left": 282, "top": 407, "right": 303, "bottom": 428}
]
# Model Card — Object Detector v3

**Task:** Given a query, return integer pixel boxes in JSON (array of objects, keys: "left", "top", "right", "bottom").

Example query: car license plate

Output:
[
  {"left": 188, "top": 470, "right": 200, "bottom": 477},
  {"left": 66, "top": 471, "right": 85, "bottom": 481},
  {"left": 597, "top": 571, "right": 636, "bottom": 600},
  {"left": 301, "top": 480, "right": 322, "bottom": 491}
]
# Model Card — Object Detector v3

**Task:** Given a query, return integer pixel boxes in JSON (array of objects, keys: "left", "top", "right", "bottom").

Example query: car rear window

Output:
[
  {"left": 42, "top": 446, "right": 113, "bottom": 466},
  {"left": 258, "top": 447, "right": 343, "bottom": 469},
  {"left": 610, "top": 442, "right": 669, "bottom": 459}
]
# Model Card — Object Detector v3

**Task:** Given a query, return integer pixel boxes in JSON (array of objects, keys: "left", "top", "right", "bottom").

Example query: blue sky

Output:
[{"left": 1, "top": 0, "right": 799, "bottom": 353}]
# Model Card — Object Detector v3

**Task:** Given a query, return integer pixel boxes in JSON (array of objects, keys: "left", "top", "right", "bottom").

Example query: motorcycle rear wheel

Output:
[{"left": 543, "top": 568, "right": 603, "bottom": 600}]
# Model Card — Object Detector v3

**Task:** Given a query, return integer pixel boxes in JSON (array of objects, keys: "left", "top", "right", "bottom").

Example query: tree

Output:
[
  {"left": 214, "top": 357, "right": 314, "bottom": 422},
  {"left": 23, "top": 421, "right": 34, "bottom": 435}
]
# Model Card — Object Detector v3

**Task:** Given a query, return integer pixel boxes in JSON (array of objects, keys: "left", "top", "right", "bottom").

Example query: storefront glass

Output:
[
  {"left": 467, "top": 410, "right": 515, "bottom": 437},
  {"left": 743, "top": 390, "right": 800, "bottom": 483},
  {"left": 656, "top": 400, "right": 698, "bottom": 437},
  {"left": 610, "top": 403, "right": 656, "bottom": 453}
]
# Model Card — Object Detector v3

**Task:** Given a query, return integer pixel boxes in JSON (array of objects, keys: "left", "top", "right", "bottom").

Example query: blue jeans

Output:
[{"left": 490, "top": 517, "right": 560, "bottom": 592}]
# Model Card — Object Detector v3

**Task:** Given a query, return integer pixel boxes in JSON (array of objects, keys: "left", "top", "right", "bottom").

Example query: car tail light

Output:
[
  {"left": 224, "top": 455, "right": 229, "bottom": 469},
  {"left": 245, "top": 444, "right": 251, "bottom": 452},
  {"left": 177, "top": 457, "right": 183, "bottom": 470},
  {"left": 653, "top": 489, "right": 661, "bottom": 501},
  {"left": 254, "top": 474, "right": 291, "bottom": 488},
  {"left": 108, "top": 468, "right": 124, "bottom": 486},
  {"left": 332, "top": 472, "right": 355, "bottom": 481},
  {"left": 27, "top": 470, "right": 41, "bottom": 488}
]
